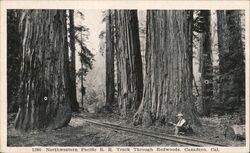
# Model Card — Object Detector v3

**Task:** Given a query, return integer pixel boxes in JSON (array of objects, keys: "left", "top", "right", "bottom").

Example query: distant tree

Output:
[
  {"left": 14, "top": 10, "right": 71, "bottom": 131},
  {"left": 7, "top": 10, "right": 21, "bottom": 113},
  {"left": 99, "top": 11, "right": 108, "bottom": 56},
  {"left": 138, "top": 11, "right": 147, "bottom": 78},
  {"left": 73, "top": 14, "right": 94, "bottom": 106},
  {"left": 216, "top": 10, "right": 245, "bottom": 114},
  {"left": 68, "top": 10, "right": 79, "bottom": 112},
  {"left": 105, "top": 10, "right": 115, "bottom": 111},
  {"left": 99, "top": 30, "right": 106, "bottom": 56},
  {"left": 76, "top": 40, "right": 94, "bottom": 106},
  {"left": 134, "top": 10, "right": 201, "bottom": 127},
  {"left": 115, "top": 10, "right": 143, "bottom": 117}
]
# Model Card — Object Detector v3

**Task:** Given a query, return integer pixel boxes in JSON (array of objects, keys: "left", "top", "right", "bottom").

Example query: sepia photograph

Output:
[{"left": 0, "top": 1, "right": 249, "bottom": 153}]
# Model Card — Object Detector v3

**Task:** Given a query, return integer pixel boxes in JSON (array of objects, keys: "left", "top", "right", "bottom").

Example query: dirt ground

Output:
[{"left": 7, "top": 111, "right": 245, "bottom": 147}]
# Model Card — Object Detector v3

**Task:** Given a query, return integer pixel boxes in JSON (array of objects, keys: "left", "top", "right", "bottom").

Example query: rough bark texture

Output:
[
  {"left": 14, "top": 10, "right": 72, "bottom": 132},
  {"left": 134, "top": 10, "right": 201, "bottom": 127},
  {"left": 115, "top": 10, "right": 143, "bottom": 117},
  {"left": 199, "top": 11, "right": 213, "bottom": 116},
  {"left": 106, "top": 10, "right": 115, "bottom": 111},
  {"left": 216, "top": 10, "right": 245, "bottom": 113},
  {"left": 69, "top": 10, "right": 79, "bottom": 112},
  {"left": 7, "top": 10, "right": 22, "bottom": 113}
]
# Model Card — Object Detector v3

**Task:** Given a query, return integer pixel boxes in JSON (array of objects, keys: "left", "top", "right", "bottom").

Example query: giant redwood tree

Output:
[
  {"left": 14, "top": 10, "right": 72, "bottom": 131},
  {"left": 115, "top": 10, "right": 143, "bottom": 117},
  {"left": 134, "top": 10, "right": 201, "bottom": 126},
  {"left": 216, "top": 10, "right": 245, "bottom": 113}
]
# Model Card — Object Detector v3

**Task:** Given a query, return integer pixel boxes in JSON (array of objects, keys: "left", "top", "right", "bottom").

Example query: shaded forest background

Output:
[{"left": 7, "top": 9, "right": 245, "bottom": 132}]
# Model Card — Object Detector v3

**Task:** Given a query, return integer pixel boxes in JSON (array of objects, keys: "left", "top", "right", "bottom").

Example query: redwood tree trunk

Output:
[
  {"left": 115, "top": 10, "right": 143, "bottom": 117},
  {"left": 134, "top": 10, "right": 201, "bottom": 126},
  {"left": 199, "top": 10, "right": 213, "bottom": 116},
  {"left": 216, "top": 10, "right": 245, "bottom": 113},
  {"left": 106, "top": 10, "right": 115, "bottom": 111},
  {"left": 216, "top": 10, "right": 228, "bottom": 112},
  {"left": 69, "top": 10, "right": 79, "bottom": 112},
  {"left": 14, "top": 10, "right": 72, "bottom": 132},
  {"left": 7, "top": 10, "right": 21, "bottom": 113}
]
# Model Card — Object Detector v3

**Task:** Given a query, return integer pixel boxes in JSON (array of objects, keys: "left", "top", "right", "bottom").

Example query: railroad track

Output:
[{"left": 77, "top": 116, "right": 227, "bottom": 147}]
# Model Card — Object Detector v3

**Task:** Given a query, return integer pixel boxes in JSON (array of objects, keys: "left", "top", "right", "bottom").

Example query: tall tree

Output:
[
  {"left": 216, "top": 10, "right": 245, "bottom": 113},
  {"left": 115, "top": 10, "right": 143, "bottom": 117},
  {"left": 134, "top": 10, "right": 201, "bottom": 127},
  {"left": 74, "top": 19, "right": 94, "bottom": 106},
  {"left": 68, "top": 10, "right": 79, "bottom": 112},
  {"left": 14, "top": 10, "right": 71, "bottom": 131},
  {"left": 106, "top": 10, "right": 115, "bottom": 111},
  {"left": 7, "top": 10, "right": 21, "bottom": 113},
  {"left": 198, "top": 10, "right": 213, "bottom": 116}
]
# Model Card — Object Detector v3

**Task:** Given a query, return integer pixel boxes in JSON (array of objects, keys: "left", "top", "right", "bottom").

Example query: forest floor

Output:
[{"left": 7, "top": 110, "right": 245, "bottom": 147}]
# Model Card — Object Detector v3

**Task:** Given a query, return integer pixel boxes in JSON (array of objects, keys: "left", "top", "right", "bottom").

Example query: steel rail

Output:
[
  {"left": 83, "top": 118, "right": 203, "bottom": 146},
  {"left": 80, "top": 117, "right": 227, "bottom": 147},
  {"left": 101, "top": 120, "right": 227, "bottom": 146}
]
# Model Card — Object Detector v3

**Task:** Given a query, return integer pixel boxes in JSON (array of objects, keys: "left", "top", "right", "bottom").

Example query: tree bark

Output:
[
  {"left": 216, "top": 10, "right": 228, "bottom": 112},
  {"left": 14, "top": 10, "right": 72, "bottom": 132},
  {"left": 199, "top": 10, "right": 213, "bottom": 116},
  {"left": 69, "top": 10, "right": 79, "bottom": 112},
  {"left": 134, "top": 10, "right": 201, "bottom": 126},
  {"left": 216, "top": 10, "right": 245, "bottom": 113},
  {"left": 226, "top": 11, "right": 245, "bottom": 110},
  {"left": 7, "top": 10, "right": 22, "bottom": 113},
  {"left": 106, "top": 10, "right": 115, "bottom": 111},
  {"left": 115, "top": 10, "right": 143, "bottom": 117}
]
